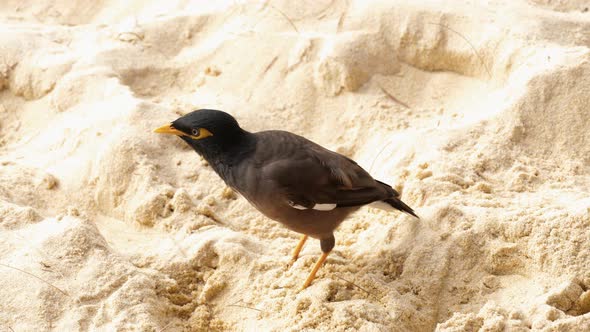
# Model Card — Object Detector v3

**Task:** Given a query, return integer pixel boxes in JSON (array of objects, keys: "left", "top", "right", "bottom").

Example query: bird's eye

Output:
[{"left": 188, "top": 127, "right": 213, "bottom": 140}]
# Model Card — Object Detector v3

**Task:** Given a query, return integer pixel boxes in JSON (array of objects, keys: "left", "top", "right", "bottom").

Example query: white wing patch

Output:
[
  {"left": 289, "top": 202, "right": 308, "bottom": 210},
  {"left": 288, "top": 201, "right": 337, "bottom": 211},
  {"left": 312, "top": 203, "right": 337, "bottom": 211}
]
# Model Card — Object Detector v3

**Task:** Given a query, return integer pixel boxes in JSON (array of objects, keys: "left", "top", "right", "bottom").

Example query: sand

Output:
[{"left": 1, "top": 0, "right": 589, "bottom": 331}]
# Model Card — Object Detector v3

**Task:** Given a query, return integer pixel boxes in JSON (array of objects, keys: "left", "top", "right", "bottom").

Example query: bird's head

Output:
[{"left": 154, "top": 109, "right": 252, "bottom": 163}]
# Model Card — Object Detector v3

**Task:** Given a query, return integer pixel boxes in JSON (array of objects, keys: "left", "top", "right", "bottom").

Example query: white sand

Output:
[{"left": 1, "top": 0, "right": 590, "bottom": 331}]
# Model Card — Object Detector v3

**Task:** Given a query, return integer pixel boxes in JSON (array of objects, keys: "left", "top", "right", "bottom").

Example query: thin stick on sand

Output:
[
  {"left": 157, "top": 321, "right": 174, "bottom": 332},
  {"left": 227, "top": 300, "right": 263, "bottom": 313},
  {"left": 334, "top": 274, "right": 376, "bottom": 298},
  {"left": 0, "top": 262, "right": 69, "bottom": 297},
  {"left": 377, "top": 84, "right": 411, "bottom": 109},
  {"left": 428, "top": 22, "right": 492, "bottom": 79}
]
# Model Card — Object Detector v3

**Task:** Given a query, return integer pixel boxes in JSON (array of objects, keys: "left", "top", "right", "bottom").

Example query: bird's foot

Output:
[{"left": 287, "top": 258, "right": 297, "bottom": 269}]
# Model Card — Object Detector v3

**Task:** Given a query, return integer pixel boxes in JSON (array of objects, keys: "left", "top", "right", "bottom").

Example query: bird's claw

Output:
[{"left": 287, "top": 257, "right": 298, "bottom": 269}]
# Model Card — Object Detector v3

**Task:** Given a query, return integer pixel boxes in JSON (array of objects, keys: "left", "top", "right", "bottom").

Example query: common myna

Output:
[{"left": 155, "top": 109, "right": 418, "bottom": 289}]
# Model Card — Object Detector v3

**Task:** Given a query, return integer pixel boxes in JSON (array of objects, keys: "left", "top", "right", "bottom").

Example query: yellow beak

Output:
[{"left": 154, "top": 124, "right": 185, "bottom": 136}]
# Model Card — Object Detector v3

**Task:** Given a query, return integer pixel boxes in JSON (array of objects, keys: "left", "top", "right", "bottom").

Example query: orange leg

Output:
[
  {"left": 290, "top": 235, "right": 308, "bottom": 264},
  {"left": 301, "top": 251, "right": 330, "bottom": 290}
]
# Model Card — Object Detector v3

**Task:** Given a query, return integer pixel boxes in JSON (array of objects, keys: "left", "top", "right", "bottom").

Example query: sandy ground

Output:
[{"left": 1, "top": 0, "right": 590, "bottom": 331}]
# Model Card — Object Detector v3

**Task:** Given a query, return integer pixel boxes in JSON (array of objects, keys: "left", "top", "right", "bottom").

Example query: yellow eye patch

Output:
[
  {"left": 154, "top": 124, "right": 213, "bottom": 140},
  {"left": 189, "top": 128, "right": 213, "bottom": 140}
]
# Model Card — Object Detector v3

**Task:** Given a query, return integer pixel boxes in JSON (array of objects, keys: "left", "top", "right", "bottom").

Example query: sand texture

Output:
[{"left": 1, "top": 0, "right": 590, "bottom": 331}]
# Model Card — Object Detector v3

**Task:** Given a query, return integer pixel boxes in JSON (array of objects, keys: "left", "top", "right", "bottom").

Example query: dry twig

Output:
[
  {"left": 428, "top": 22, "right": 492, "bottom": 79},
  {"left": 0, "top": 262, "right": 69, "bottom": 297}
]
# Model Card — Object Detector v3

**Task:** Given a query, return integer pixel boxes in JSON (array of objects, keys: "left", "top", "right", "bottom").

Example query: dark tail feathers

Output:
[{"left": 383, "top": 197, "right": 419, "bottom": 219}]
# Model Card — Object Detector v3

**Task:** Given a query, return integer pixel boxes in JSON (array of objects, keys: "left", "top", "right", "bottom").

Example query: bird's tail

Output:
[{"left": 371, "top": 197, "right": 419, "bottom": 219}]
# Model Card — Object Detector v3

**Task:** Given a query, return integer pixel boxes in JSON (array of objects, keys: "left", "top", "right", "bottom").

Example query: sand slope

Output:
[{"left": 1, "top": 0, "right": 589, "bottom": 331}]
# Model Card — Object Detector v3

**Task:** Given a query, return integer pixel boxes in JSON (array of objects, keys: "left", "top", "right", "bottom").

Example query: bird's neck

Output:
[{"left": 191, "top": 130, "right": 256, "bottom": 178}]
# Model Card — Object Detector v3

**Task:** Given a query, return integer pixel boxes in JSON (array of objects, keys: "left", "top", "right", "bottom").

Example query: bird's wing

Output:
[{"left": 255, "top": 131, "right": 397, "bottom": 210}]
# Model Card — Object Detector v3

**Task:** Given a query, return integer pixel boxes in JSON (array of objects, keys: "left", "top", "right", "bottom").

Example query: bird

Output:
[{"left": 154, "top": 109, "right": 418, "bottom": 289}]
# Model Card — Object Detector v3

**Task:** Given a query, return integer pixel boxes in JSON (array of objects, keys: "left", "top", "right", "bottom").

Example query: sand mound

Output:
[{"left": 1, "top": 0, "right": 589, "bottom": 331}]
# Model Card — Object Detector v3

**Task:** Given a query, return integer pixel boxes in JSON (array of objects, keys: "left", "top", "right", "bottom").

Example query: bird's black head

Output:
[{"left": 154, "top": 109, "right": 254, "bottom": 167}]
